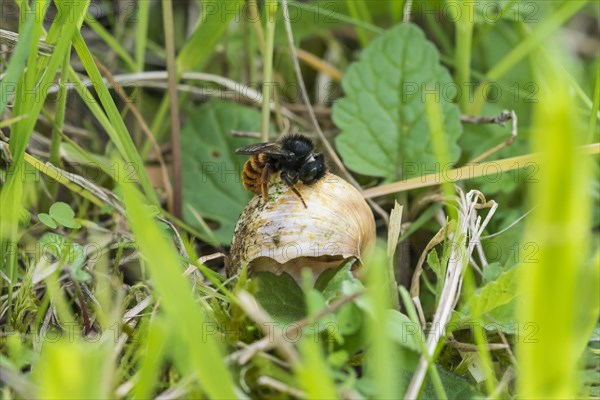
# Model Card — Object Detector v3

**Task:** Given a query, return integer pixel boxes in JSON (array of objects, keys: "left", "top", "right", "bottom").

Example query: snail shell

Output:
[{"left": 229, "top": 173, "right": 376, "bottom": 283}]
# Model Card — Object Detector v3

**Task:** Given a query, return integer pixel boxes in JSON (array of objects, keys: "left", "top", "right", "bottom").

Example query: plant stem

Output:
[
  {"left": 135, "top": 0, "right": 150, "bottom": 72},
  {"left": 48, "top": 46, "right": 71, "bottom": 198},
  {"left": 346, "top": 0, "right": 373, "bottom": 47},
  {"left": 362, "top": 143, "right": 600, "bottom": 198},
  {"left": 587, "top": 67, "right": 600, "bottom": 144},
  {"left": 162, "top": 0, "right": 182, "bottom": 217},
  {"left": 261, "top": 0, "right": 278, "bottom": 142},
  {"left": 454, "top": 1, "right": 474, "bottom": 112}
]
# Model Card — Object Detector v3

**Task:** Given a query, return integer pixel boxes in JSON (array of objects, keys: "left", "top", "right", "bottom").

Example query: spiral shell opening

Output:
[{"left": 229, "top": 173, "right": 376, "bottom": 283}]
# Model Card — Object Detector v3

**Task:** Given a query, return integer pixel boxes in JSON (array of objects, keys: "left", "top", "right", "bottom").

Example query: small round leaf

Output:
[
  {"left": 38, "top": 213, "right": 58, "bottom": 229},
  {"left": 49, "top": 202, "right": 80, "bottom": 229}
]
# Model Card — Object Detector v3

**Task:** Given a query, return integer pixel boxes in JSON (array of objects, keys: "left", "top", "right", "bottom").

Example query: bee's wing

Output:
[{"left": 235, "top": 142, "right": 294, "bottom": 157}]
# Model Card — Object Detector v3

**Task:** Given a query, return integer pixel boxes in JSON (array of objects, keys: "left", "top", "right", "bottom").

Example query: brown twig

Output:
[
  {"left": 282, "top": 103, "right": 332, "bottom": 116},
  {"left": 486, "top": 315, "right": 518, "bottom": 365},
  {"left": 460, "top": 110, "right": 513, "bottom": 125},
  {"left": 463, "top": 110, "right": 518, "bottom": 163},
  {"left": 447, "top": 337, "right": 509, "bottom": 352},
  {"left": 0, "top": 28, "right": 54, "bottom": 56},
  {"left": 38, "top": 114, "right": 93, "bottom": 138},
  {"left": 71, "top": 278, "right": 91, "bottom": 335}
]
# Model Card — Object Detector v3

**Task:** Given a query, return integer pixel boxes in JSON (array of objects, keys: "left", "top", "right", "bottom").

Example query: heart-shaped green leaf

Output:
[
  {"left": 181, "top": 101, "right": 267, "bottom": 245},
  {"left": 253, "top": 272, "right": 307, "bottom": 326},
  {"left": 463, "top": 265, "right": 520, "bottom": 318},
  {"left": 39, "top": 233, "right": 90, "bottom": 281},
  {"left": 38, "top": 213, "right": 58, "bottom": 229},
  {"left": 49, "top": 202, "right": 81, "bottom": 229},
  {"left": 333, "top": 24, "right": 462, "bottom": 181}
]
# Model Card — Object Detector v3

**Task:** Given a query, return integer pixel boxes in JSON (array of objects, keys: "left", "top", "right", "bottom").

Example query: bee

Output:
[{"left": 236, "top": 134, "right": 327, "bottom": 208}]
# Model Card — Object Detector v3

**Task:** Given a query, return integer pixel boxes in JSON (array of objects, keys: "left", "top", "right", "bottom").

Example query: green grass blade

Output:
[
  {"left": 390, "top": 0, "right": 406, "bottom": 24},
  {"left": 135, "top": 0, "right": 150, "bottom": 71},
  {"left": 84, "top": 14, "right": 137, "bottom": 71},
  {"left": 22, "top": 152, "right": 104, "bottom": 207},
  {"left": 453, "top": 1, "right": 474, "bottom": 111},
  {"left": 284, "top": 0, "right": 383, "bottom": 35},
  {"left": 366, "top": 246, "right": 404, "bottom": 398},
  {"left": 587, "top": 68, "right": 600, "bottom": 143},
  {"left": 177, "top": 0, "right": 245, "bottom": 71},
  {"left": 145, "top": 0, "right": 245, "bottom": 157},
  {"left": 0, "top": 8, "right": 33, "bottom": 115},
  {"left": 297, "top": 338, "right": 339, "bottom": 399},
  {"left": 472, "top": 1, "right": 591, "bottom": 113},
  {"left": 399, "top": 286, "right": 447, "bottom": 399},
  {"left": 261, "top": 0, "right": 278, "bottom": 142},
  {"left": 1, "top": 0, "right": 86, "bottom": 317},
  {"left": 71, "top": 30, "right": 159, "bottom": 205},
  {"left": 461, "top": 269, "right": 496, "bottom": 395},
  {"left": 486, "top": 1, "right": 588, "bottom": 81},
  {"left": 32, "top": 340, "right": 112, "bottom": 399},
  {"left": 133, "top": 318, "right": 168, "bottom": 400},
  {"left": 48, "top": 46, "right": 71, "bottom": 194},
  {"left": 120, "top": 175, "right": 238, "bottom": 399},
  {"left": 345, "top": 0, "right": 373, "bottom": 47},
  {"left": 517, "top": 49, "right": 593, "bottom": 398},
  {"left": 424, "top": 92, "right": 457, "bottom": 221}
]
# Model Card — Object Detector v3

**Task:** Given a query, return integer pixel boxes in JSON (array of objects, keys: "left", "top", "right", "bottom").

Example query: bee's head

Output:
[{"left": 299, "top": 153, "right": 327, "bottom": 184}]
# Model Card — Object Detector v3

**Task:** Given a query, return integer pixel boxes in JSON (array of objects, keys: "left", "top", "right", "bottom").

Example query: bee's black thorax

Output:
[
  {"left": 236, "top": 134, "right": 328, "bottom": 207},
  {"left": 271, "top": 135, "right": 325, "bottom": 185}
]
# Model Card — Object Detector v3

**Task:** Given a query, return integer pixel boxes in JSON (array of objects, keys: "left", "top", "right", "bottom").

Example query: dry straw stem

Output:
[
  {"left": 18, "top": 151, "right": 104, "bottom": 208},
  {"left": 403, "top": 0, "right": 414, "bottom": 23},
  {"left": 405, "top": 189, "right": 498, "bottom": 399},
  {"left": 386, "top": 202, "right": 403, "bottom": 309},
  {"left": 296, "top": 48, "right": 342, "bottom": 82},
  {"left": 261, "top": 0, "right": 278, "bottom": 142},
  {"left": 44, "top": 71, "right": 309, "bottom": 128},
  {"left": 16, "top": 149, "right": 190, "bottom": 261},
  {"left": 0, "top": 366, "right": 36, "bottom": 399},
  {"left": 410, "top": 220, "right": 456, "bottom": 299},
  {"left": 257, "top": 376, "right": 306, "bottom": 399},
  {"left": 0, "top": 28, "right": 53, "bottom": 56},
  {"left": 363, "top": 143, "right": 600, "bottom": 198}
]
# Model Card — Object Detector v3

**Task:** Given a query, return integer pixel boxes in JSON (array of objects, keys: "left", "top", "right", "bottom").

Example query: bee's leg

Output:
[
  {"left": 289, "top": 186, "right": 307, "bottom": 208},
  {"left": 280, "top": 171, "right": 307, "bottom": 208},
  {"left": 260, "top": 165, "right": 270, "bottom": 206}
]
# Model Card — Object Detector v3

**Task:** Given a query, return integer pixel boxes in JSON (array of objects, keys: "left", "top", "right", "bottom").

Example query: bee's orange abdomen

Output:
[{"left": 242, "top": 156, "right": 264, "bottom": 195}]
